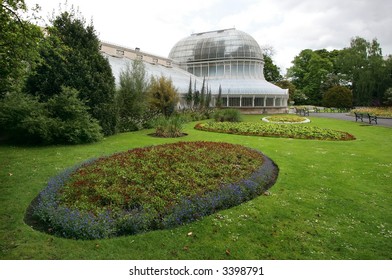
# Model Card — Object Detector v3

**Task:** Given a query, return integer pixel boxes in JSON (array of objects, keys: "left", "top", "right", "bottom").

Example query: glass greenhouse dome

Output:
[
  {"left": 169, "top": 28, "right": 288, "bottom": 112},
  {"left": 169, "top": 28, "right": 264, "bottom": 79}
]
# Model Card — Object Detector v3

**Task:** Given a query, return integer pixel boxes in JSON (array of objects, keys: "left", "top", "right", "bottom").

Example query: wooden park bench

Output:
[
  {"left": 354, "top": 112, "right": 377, "bottom": 124},
  {"left": 367, "top": 114, "right": 378, "bottom": 124},
  {"left": 354, "top": 112, "right": 363, "bottom": 122},
  {"left": 296, "top": 108, "right": 310, "bottom": 116}
]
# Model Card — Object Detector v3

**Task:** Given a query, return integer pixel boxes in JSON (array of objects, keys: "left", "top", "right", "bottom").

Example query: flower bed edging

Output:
[{"left": 262, "top": 117, "right": 310, "bottom": 124}]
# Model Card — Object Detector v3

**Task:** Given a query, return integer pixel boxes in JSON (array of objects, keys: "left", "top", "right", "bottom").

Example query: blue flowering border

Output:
[{"left": 27, "top": 149, "right": 278, "bottom": 240}]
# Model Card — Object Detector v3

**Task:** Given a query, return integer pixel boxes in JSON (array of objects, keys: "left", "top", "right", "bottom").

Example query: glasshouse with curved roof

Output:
[{"left": 101, "top": 28, "right": 288, "bottom": 113}]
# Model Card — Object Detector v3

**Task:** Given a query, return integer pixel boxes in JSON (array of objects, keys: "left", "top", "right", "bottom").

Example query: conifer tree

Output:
[
  {"left": 200, "top": 76, "right": 206, "bottom": 109},
  {"left": 216, "top": 84, "right": 223, "bottom": 108},
  {"left": 185, "top": 76, "right": 193, "bottom": 109}
]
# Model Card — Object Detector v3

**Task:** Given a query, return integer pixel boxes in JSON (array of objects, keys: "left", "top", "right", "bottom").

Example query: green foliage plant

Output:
[
  {"left": 213, "top": 109, "right": 242, "bottom": 122},
  {"left": 322, "top": 85, "right": 353, "bottom": 108},
  {"left": 0, "top": 87, "right": 102, "bottom": 145},
  {"left": 335, "top": 37, "right": 391, "bottom": 106},
  {"left": 153, "top": 115, "right": 185, "bottom": 138},
  {"left": 116, "top": 60, "right": 150, "bottom": 132},
  {"left": 383, "top": 88, "right": 392, "bottom": 106},
  {"left": 148, "top": 76, "right": 179, "bottom": 117}
]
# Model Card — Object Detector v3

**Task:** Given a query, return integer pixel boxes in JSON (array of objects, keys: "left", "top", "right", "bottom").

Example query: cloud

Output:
[{"left": 25, "top": 0, "right": 392, "bottom": 74}]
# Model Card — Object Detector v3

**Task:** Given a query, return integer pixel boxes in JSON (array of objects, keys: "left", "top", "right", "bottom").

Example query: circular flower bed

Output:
[
  {"left": 262, "top": 114, "right": 310, "bottom": 124},
  {"left": 27, "top": 141, "right": 278, "bottom": 239}
]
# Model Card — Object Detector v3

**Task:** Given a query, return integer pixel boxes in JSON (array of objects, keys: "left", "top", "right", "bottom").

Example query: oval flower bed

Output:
[
  {"left": 195, "top": 122, "right": 355, "bottom": 141},
  {"left": 262, "top": 114, "right": 310, "bottom": 124},
  {"left": 28, "top": 141, "right": 278, "bottom": 239}
]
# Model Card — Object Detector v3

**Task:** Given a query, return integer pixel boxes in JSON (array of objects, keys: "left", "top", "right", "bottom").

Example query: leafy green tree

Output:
[
  {"left": 275, "top": 80, "right": 296, "bottom": 102},
  {"left": 116, "top": 60, "right": 149, "bottom": 131},
  {"left": 335, "top": 37, "right": 391, "bottom": 105},
  {"left": 25, "top": 8, "right": 117, "bottom": 135},
  {"left": 384, "top": 87, "right": 392, "bottom": 106},
  {"left": 0, "top": 0, "right": 42, "bottom": 96},
  {"left": 148, "top": 76, "right": 179, "bottom": 116},
  {"left": 263, "top": 55, "right": 282, "bottom": 82},
  {"left": 288, "top": 49, "right": 333, "bottom": 105},
  {"left": 322, "top": 85, "right": 353, "bottom": 108}
]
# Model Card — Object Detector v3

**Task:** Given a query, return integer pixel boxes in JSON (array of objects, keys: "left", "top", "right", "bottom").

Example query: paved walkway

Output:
[{"left": 309, "top": 113, "right": 392, "bottom": 128}]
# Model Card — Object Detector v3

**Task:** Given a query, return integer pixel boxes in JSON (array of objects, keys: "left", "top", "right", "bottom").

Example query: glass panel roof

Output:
[{"left": 169, "top": 29, "right": 263, "bottom": 64}]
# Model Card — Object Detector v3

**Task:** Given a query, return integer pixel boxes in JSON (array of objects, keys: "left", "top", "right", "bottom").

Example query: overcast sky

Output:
[{"left": 25, "top": 0, "right": 392, "bottom": 74}]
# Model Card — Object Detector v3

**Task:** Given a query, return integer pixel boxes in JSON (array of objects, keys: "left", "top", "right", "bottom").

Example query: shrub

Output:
[
  {"left": 116, "top": 60, "right": 150, "bottom": 132},
  {"left": 0, "top": 87, "right": 103, "bottom": 145},
  {"left": 213, "top": 109, "right": 242, "bottom": 122},
  {"left": 0, "top": 91, "right": 54, "bottom": 144},
  {"left": 147, "top": 76, "right": 179, "bottom": 117},
  {"left": 180, "top": 108, "right": 215, "bottom": 122},
  {"left": 46, "top": 87, "right": 103, "bottom": 144},
  {"left": 322, "top": 85, "right": 353, "bottom": 108},
  {"left": 153, "top": 115, "right": 185, "bottom": 137}
]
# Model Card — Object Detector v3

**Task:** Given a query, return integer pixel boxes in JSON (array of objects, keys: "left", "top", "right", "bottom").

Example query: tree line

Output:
[{"left": 265, "top": 39, "right": 392, "bottom": 108}]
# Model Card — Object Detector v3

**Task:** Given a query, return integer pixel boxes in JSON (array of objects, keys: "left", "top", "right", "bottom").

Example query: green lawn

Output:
[{"left": 1, "top": 115, "right": 391, "bottom": 259}]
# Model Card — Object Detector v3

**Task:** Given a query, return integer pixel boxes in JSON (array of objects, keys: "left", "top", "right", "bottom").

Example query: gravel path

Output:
[{"left": 308, "top": 113, "right": 392, "bottom": 128}]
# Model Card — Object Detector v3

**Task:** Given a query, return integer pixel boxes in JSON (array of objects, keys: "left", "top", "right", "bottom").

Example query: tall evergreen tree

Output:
[
  {"left": 200, "top": 76, "right": 206, "bottom": 109},
  {"left": 193, "top": 90, "right": 200, "bottom": 109},
  {"left": 25, "top": 8, "right": 117, "bottom": 135},
  {"left": 206, "top": 87, "right": 212, "bottom": 108},
  {"left": 216, "top": 84, "right": 223, "bottom": 108},
  {"left": 185, "top": 76, "right": 193, "bottom": 109}
]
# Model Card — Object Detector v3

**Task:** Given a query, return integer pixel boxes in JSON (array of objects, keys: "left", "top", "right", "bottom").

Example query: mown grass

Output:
[{"left": 1, "top": 115, "right": 391, "bottom": 260}]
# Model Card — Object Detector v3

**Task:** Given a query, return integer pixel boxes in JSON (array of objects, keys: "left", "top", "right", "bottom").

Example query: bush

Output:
[
  {"left": 180, "top": 108, "right": 215, "bottom": 122},
  {"left": 322, "top": 85, "right": 353, "bottom": 108},
  {"left": 0, "top": 87, "right": 103, "bottom": 145},
  {"left": 213, "top": 109, "right": 242, "bottom": 122},
  {"left": 46, "top": 87, "right": 103, "bottom": 144},
  {"left": 153, "top": 115, "right": 185, "bottom": 137},
  {"left": 0, "top": 91, "right": 52, "bottom": 144}
]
